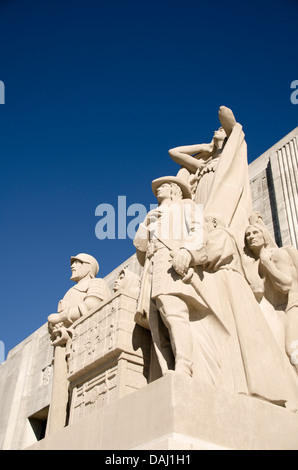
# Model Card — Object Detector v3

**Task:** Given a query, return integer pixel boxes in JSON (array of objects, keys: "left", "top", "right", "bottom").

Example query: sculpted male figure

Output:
[
  {"left": 245, "top": 216, "right": 298, "bottom": 374},
  {"left": 48, "top": 253, "right": 111, "bottom": 343},
  {"left": 133, "top": 176, "right": 207, "bottom": 377},
  {"left": 46, "top": 253, "right": 111, "bottom": 436}
]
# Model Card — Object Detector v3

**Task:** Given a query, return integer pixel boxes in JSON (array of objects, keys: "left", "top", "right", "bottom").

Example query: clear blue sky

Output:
[{"left": 0, "top": 0, "right": 297, "bottom": 357}]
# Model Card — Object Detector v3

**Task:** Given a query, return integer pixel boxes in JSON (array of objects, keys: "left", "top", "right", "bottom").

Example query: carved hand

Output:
[
  {"left": 218, "top": 106, "right": 237, "bottom": 135},
  {"left": 172, "top": 249, "right": 192, "bottom": 276},
  {"left": 147, "top": 209, "right": 163, "bottom": 238},
  {"left": 48, "top": 313, "right": 63, "bottom": 326},
  {"left": 48, "top": 313, "right": 71, "bottom": 346},
  {"left": 259, "top": 247, "right": 273, "bottom": 266},
  {"left": 147, "top": 208, "right": 162, "bottom": 223}
]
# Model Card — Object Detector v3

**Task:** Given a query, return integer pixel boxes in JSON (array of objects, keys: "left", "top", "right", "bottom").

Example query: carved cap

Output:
[
  {"left": 151, "top": 176, "right": 192, "bottom": 199},
  {"left": 70, "top": 253, "right": 99, "bottom": 277}
]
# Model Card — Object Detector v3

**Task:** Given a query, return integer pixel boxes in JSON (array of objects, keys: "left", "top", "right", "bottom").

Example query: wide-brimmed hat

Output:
[{"left": 151, "top": 176, "right": 192, "bottom": 199}]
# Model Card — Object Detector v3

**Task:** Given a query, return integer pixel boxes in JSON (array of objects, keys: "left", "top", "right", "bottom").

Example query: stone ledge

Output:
[{"left": 26, "top": 373, "right": 298, "bottom": 450}]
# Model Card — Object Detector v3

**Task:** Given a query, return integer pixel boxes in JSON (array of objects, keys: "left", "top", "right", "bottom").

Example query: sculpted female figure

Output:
[
  {"left": 169, "top": 114, "right": 231, "bottom": 206},
  {"left": 169, "top": 106, "right": 252, "bottom": 249}
]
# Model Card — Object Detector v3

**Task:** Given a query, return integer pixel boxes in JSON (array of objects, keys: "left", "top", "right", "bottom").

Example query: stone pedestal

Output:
[
  {"left": 27, "top": 372, "right": 298, "bottom": 450},
  {"left": 66, "top": 290, "right": 151, "bottom": 426}
]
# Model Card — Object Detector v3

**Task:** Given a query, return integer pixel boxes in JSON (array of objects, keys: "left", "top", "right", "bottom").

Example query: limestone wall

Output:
[
  {"left": 249, "top": 127, "right": 298, "bottom": 248},
  {"left": 0, "top": 324, "right": 53, "bottom": 449}
]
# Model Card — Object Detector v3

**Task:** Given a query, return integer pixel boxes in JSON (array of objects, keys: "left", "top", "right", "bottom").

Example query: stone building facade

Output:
[
  {"left": 1, "top": 127, "right": 298, "bottom": 450},
  {"left": 249, "top": 127, "right": 298, "bottom": 249}
]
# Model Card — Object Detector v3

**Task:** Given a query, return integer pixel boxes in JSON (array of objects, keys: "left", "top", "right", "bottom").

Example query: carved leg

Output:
[
  {"left": 156, "top": 295, "right": 193, "bottom": 377},
  {"left": 148, "top": 300, "right": 174, "bottom": 375}
]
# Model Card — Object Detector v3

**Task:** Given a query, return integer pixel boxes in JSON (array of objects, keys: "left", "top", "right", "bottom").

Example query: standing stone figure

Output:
[
  {"left": 46, "top": 253, "right": 110, "bottom": 436},
  {"left": 133, "top": 176, "right": 207, "bottom": 377}
]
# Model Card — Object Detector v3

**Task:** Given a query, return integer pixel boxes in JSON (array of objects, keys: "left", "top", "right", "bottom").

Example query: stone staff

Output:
[{"left": 45, "top": 318, "right": 71, "bottom": 436}]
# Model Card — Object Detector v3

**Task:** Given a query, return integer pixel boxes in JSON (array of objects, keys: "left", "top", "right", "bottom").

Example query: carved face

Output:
[
  {"left": 156, "top": 183, "right": 172, "bottom": 202},
  {"left": 70, "top": 259, "right": 91, "bottom": 282},
  {"left": 213, "top": 127, "right": 226, "bottom": 145},
  {"left": 113, "top": 270, "right": 125, "bottom": 291},
  {"left": 245, "top": 226, "right": 265, "bottom": 250}
]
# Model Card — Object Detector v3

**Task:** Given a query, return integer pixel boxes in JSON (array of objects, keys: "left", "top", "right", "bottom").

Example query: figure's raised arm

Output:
[
  {"left": 218, "top": 106, "right": 237, "bottom": 137},
  {"left": 168, "top": 143, "right": 211, "bottom": 173}
]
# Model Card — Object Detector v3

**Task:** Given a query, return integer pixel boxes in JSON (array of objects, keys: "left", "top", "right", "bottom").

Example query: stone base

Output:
[{"left": 27, "top": 373, "right": 298, "bottom": 450}]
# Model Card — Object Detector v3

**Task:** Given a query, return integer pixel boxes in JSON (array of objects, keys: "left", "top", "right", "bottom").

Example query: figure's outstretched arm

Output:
[{"left": 218, "top": 106, "right": 237, "bottom": 137}]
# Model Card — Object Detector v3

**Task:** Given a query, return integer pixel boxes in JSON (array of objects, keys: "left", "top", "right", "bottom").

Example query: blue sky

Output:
[{"left": 0, "top": 0, "right": 297, "bottom": 357}]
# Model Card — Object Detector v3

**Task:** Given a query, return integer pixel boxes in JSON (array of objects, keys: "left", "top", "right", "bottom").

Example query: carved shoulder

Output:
[{"left": 85, "top": 278, "right": 111, "bottom": 301}]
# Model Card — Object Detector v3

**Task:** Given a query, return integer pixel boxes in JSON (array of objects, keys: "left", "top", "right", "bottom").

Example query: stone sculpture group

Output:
[{"left": 47, "top": 106, "right": 298, "bottom": 436}]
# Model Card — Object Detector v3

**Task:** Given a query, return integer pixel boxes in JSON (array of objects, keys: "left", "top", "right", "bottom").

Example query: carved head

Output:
[
  {"left": 151, "top": 176, "right": 192, "bottom": 202},
  {"left": 212, "top": 126, "right": 227, "bottom": 150},
  {"left": 70, "top": 253, "right": 99, "bottom": 282},
  {"left": 113, "top": 268, "right": 140, "bottom": 296},
  {"left": 245, "top": 225, "right": 267, "bottom": 252},
  {"left": 156, "top": 182, "right": 184, "bottom": 203},
  {"left": 213, "top": 126, "right": 226, "bottom": 140}
]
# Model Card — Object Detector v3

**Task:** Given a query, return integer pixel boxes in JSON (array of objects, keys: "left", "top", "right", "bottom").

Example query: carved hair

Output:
[
  {"left": 244, "top": 223, "right": 274, "bottom": 261},
  {"left": 169, "top": 183, "right": 183, "bottom": 201},
  {"left": 245, "top": 212, "right": 277, "bottom": 251}
]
